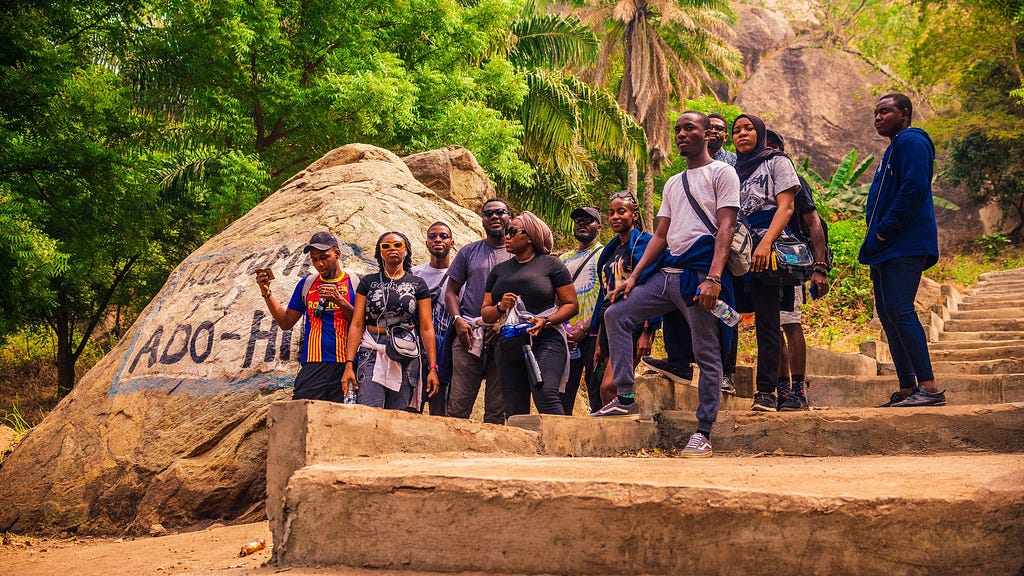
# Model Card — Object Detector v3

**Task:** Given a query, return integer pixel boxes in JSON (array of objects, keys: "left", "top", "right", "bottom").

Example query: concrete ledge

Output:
[
  {"left": 275, "top": 454, "right": 1024, "bottom": 574},
  {"left": 881, "top": 358, "right": 1024, "bottom": 375},
  {"left": 806, "top": 346, "right": 877, "bottom": 376},
  {"left": 807, "top": 374, "right": 1021, "bottom": 407},
  {"left": 266, "top": 400, "right": 540, "bottom": 555},
  {"left": 506, "top": 414, "right": 656, "bottom": 456},
  {"left": 657, "top": 403, "right": 1024, "bottom": 456}
]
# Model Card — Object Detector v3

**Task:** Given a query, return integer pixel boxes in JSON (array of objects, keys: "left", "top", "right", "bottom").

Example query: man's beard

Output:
[
  {"left": 574, "top": 230, "right": 596, "bottom": 244},
  {"left": 431, "top": 246, "right": 452, "bottom": 259},
  {"left": 707, "top": 140, "right": 723, "bottom": 154},
  {"left": 485, "top": 228, "right": 505, "bottom": 240}
]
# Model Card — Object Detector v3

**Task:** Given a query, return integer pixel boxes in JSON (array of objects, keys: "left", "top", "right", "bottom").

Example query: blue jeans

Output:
[{"left": 871, "top": 256, "right": 934, "bottom": 389}]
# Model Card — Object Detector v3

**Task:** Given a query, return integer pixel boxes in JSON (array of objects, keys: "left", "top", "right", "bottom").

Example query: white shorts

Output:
[{"left": 779, "top": 284, "right": 804, "bottom": 325}]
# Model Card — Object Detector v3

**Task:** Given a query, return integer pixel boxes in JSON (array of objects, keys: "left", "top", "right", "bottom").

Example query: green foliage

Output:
[
  {"left": 1, "top": 401, "right": 29, "bottom": 436},
  {"left": 977, "top": 232, "right": 1012, "bottom": 260},
  {"left": 797, "top": 150, "right": 874, "bottom": 218},
  {"left": 822, "top": 218, "right": 874, "bottom": 319},
  {"left": 944, "top": 127, "right": 1024, "bottom": 238}
]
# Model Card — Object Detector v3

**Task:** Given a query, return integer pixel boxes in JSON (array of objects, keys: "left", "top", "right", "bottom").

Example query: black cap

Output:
[
  {"left": 303, "top": 231, "right": 340, "bottom": 253},
  {"left": 570, "top": 207, "right": 601, "bottom": 223}
]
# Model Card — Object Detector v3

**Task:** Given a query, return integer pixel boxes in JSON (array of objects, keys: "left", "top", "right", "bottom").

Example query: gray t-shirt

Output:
[
  {"left": 411, "top": 262, "right": 452, "bottom": 334},
  {"left": 738, "top": 155, "right": 800, "bottom": 219},
  {"left": 446, "top": 240, "right": 511, "bottom": 317}
]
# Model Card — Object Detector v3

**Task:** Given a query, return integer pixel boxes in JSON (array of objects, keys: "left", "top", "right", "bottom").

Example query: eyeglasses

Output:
[
  {"left": 609, "top": 190, "right": 637, "bottom": 202},
  {"left": 709, "top": 125, "right": 728, "bottom": 133},
  {"left": 427, "top": 232, "right": 451, "bottom": 241},
  {"left": 504, "top": 226, "right": 527, "bottom": 237},
  {"left": 482, "top": 208, "right": 510, "bottom": 218},
  {"left": 379, "top": 241, "right": 406, "bottom": 250},
  {"left": 572, "top": 217, "right": 597, "bottom": 224}
]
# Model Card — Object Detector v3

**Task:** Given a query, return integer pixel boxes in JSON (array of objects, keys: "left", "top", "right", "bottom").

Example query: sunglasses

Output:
[
  {"left": 379, "top": 240, "right": 406, "bottom": 250},
  {"left": 708, "top": 125, "right": 728, "bottom": 133},
  {"left": 573, "top": 217, "right": 597, "bottom": 224},
  {"left": 427, "top": 232, "right": 451, "bottom": 241},
  {"left": 504, "top": 226, "right": 527, "bottom": 237},
  {"left": 482, "top": 208, "right": 510, "bottom": 218}
]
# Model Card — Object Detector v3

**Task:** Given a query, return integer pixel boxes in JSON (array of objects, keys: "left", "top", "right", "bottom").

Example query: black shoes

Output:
[
  {"left": 751, "top": 392, "right": 777, "bottom": 412},
  {"left": 640, "top": 356, "right": 694, "bottom": 383},
  {"left": 892, "top": 387, "right": 947, "bottom": 407}
]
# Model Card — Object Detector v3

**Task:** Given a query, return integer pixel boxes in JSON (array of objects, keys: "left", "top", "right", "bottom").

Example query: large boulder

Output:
[
  {"left": 0, "top": 144, "right": 483, "bottom": 535},
  {"left": 734, "top": 46, "right": 891, "bottom": 180},
  {"left": 402, "top": 145, "right": 495, "bottom": 214}
]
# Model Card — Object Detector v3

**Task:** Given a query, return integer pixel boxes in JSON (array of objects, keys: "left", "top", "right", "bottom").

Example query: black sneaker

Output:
[
  {"left": 721, "top": 375, "right": 736, "bottom": 395},
  {"left": 640, "top": 356, "right": 694, "bottom": 383},
  {"left": 893, "top": 387, "right": 947, "bottom": 407},
  {"left": 751, "top": 392, "right": 777, "bottom": 412},
  {"left": 779, "top": 392, "right": 809, "bottom": 411},
  {"left": 876, "top": 391, "right": 908, "bottom": 408}
]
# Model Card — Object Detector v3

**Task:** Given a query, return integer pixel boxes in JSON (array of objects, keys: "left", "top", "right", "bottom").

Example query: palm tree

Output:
[
  {"left": 576, "top": 0, "right": 741, "bottom": 229},
  {"left": 502, "top": 4, "right": 648, "bottom": 234}
]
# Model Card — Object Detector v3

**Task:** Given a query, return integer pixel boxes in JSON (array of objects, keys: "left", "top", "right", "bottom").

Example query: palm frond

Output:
[{"left": 510, "top": 13, "right": 599, "bottom": 69}]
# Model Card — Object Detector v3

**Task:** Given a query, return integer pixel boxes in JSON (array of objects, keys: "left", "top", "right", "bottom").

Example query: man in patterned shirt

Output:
[
  {"left": 255, "top": 231, "right": 357, "bottom": 402},
  {"left": 559, "top": 207, "right": 604, "bottom": 414}
]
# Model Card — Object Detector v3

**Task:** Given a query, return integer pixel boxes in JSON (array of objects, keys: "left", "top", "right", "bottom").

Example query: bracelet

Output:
[
  {"left": 428, "top": 364, "right": 439, "bottom": 371},
  {"left": 496, "top": 302, "right": 505, "bottom": 313},
  {"left": 812, "top": 265, "right": 829, "bottom": 275},
  {"left": 705, "top": 276, "right": 722, "bottom": 285},
  {"left": 453, "top": 314, "right": 463, "bottom": 323}
]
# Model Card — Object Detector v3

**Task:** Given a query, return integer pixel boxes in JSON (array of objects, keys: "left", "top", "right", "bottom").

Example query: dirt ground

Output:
[{"left": 0, "top": 521, "right": 523, "bottom": 576}]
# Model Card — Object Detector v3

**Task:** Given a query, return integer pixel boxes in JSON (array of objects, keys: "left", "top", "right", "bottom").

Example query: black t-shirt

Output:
[
  {"left": 788, "top": 175, "right": 818, "bottom": 243},
  {"left": 356, "top": 271, "right": 430, "bottom": 327},
  {"left": 485, "top": 255, "right": 573, "bottom": 315},
  {"left": 601, "top": 243, "right": 635, "bottom": 306}
]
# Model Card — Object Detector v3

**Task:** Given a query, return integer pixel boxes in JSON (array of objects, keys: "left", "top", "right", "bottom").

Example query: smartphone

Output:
[{"left": 255, "top": 267, "right": 275, "bottom": 280}]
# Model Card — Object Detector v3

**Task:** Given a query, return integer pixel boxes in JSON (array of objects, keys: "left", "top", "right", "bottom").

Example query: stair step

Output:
[
  {"left": 942, "top": 318, "right": 1024, "bottom": 332},
  {"left": 951, "top": 308, "right": 1024, "bottom": 320},
  {"left": 275, "top": 453, "right": 1024, "bottom": 574},
  {"left": 879, "top": 357, "right": 1024, "bottom": 375},
  {"left": 957, "top": 299, "right": 1024, "bottom": 311},
  {"left": 939, "top": 330, "right": 1024, "bottom": 341},
  {"left": 805, "top": 374, "right": 1024, "bottom": 407},
  {"left": 929, "top": 339, "right": 1024, "bottom": 350},
  {"left": 929, "top": 344, "right": 1024, "bottom": 360}
]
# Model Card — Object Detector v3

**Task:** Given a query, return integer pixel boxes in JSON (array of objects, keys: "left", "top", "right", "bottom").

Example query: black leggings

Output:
[{"left": 497, "top": 330, "right": 567, "bottom": 417}]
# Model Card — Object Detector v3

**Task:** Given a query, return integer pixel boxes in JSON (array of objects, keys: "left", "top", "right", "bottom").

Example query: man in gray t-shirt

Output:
[{"left": 444, "top": 199, "right": 513, "bottom": 423}]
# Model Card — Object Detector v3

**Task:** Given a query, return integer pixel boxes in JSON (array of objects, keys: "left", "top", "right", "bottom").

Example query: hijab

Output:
[
  {"left": 733, "top": 113, "right": 786, "bottom": 183},
  {"left": 518, "top": 211, "right": 554, "bottom": 255}
]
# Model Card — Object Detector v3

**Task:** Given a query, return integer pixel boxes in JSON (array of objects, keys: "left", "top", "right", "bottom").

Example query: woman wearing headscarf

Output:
[
  {"left": 481, "top": 211, "right": 579, "bottom": 417},
  {"left": 731, "top": 113, "right": 798, "bottom": 412},
  {"left": 342, "top": 231, "right": 439, "bottom": 410}
]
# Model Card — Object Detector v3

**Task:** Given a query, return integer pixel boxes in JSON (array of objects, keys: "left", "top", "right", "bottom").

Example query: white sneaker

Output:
[
  {"left": 589, "top": 397, "right": 639, "bottom": 417},
  {"left": 679, "top": 432, "right": 713, "bottom": 457}
]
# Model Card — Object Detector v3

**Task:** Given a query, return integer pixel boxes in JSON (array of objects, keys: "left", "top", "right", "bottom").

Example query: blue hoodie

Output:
[
  {"left": 590, "top": 228, "right": 663, "bottom": 335},
  {"left": 858, "top": 127, "right": 939, "bottom": 268}
]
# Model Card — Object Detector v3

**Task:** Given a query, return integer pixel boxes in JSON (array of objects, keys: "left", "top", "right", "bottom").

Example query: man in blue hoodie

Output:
[{"left": 859, "top": 93, "right": 946, "bottom": 407}]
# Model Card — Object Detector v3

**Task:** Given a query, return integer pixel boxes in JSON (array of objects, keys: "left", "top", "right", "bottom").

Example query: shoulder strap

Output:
[
  {"left": 300, "top": 274, "right": 318, "bottom": 300},
  {"left": 569, "top": 247, "right": 600, "bottom": 283},
  {"left": 681, "top": 171, "right": 718, "bottom": 235}
]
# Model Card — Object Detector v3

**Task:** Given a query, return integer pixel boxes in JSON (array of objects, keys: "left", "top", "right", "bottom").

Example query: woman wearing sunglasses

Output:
[
  {"left": 589, "top": 191, "right": 661, "bottom": 412},
  {"left": 481, "top": 212, "right": 579, "bottom": 416},
  {"left": 343, "top": 231, "right": 439, "bottom": 410}
]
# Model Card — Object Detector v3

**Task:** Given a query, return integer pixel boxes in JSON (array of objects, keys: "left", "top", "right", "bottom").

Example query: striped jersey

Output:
[{"left": 287, "top": 272, "right": 356, "bottom": 363}]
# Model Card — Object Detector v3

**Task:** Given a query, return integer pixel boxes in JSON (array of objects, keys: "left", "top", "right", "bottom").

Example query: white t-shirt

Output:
[
  {"left": 658, "top": 161, "right": 741, "bottom": 255},
  {"left": 738, "top": 155, "right": 800, "bottom": 217}
]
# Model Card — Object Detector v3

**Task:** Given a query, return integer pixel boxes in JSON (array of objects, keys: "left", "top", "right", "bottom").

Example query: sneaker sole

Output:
[
  {"left": 779, "top": 405, "right": 810, "bottom": 412},
  {"left": 679, "top": 450, "right": 713, "bottom": 458},
  {"left": 751, "top": 404, "right": 777, "bottom": 412},
  {"left": 893, "top": 401, "right": 947, "bottom": 408},
  {"left": 589, "top": 411, "right": 641, "bottom": 418},
  {"left": 639, "top": 360, "right": 693, "bottom": 384}
]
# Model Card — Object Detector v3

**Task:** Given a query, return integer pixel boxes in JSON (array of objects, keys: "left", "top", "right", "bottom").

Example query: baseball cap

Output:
[
  {"left": 570, "top": 207, "right": 601, "bottom": 223},
  {"left": 303, "top": 231, "right": 340, "bottom": 253}
]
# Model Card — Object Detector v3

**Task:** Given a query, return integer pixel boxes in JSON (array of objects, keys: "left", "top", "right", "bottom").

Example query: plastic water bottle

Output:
[
  {"left": 711, "top": 299, "right": 740, "bottom": 327},
  {"left": 344, "top": 382, "right": 357, "bottom": 404},
  {"left": 523, "top": 344, "right": 544, "bottom": 388}
]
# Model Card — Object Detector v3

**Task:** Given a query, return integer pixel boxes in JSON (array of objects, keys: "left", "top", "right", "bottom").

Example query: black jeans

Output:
[
  {"left": 750, "top": 277, "right": 782, "bottom": 394},
  {"left": 871, "top": 255, "right": 934, "bottom": 389},
  {"left": 663, "top": 309, "right": 736, "bottom": 375},
  {"left": 497, "top": 330, "right": 567, "bottom": 417}
]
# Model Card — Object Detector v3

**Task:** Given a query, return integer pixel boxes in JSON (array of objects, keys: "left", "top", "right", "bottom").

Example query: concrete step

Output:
[
  {"left": 942, "top": 318, "right": 1024, "bottom": 332},
  {"left": 804, "top": 374, "right": 1024, "bottom": 407},
  {"left": 939, "top": 330, "right": 1024, "bottom": 341},
  {"left": 951, "top": 307, "right": 1024, "bottom": 320},
  {"left": 972, "top": 279, "right": 1024, "bottom": 291},
  {"left": 880, "top": 357, "right": 1024, "bottom": 375},
  {"left": 929, "top": 339, "right": 1024, "bottom": 351},
  {"left": 957, "top": 298, "right": 1024, "bottom": 311},
  {"left": 929, "top": 343, "right": 1024, "bottom": 360},
  {"left": 275, "top": 454, "right": 1024, "bottom": 574},
  {"left": 979, "top": 269, "right": 1024, "bottom": 282},
  {"left": 658, "top": 403, "right": 1024, "bottom": 456}
]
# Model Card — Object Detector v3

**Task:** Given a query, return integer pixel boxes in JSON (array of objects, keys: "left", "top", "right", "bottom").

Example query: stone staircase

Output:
[{"left": 266, "top": 270, "right": 1024, "bottom": 575}]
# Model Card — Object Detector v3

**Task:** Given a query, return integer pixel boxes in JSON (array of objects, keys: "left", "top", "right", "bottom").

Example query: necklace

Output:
[{"left": 384, "top": 265, "right": 403, "bottom": 280}]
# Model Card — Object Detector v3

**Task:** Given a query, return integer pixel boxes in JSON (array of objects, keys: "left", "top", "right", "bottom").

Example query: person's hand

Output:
[
  {"left": 455, "top": 316, "right": 475, "bottom": 348},
  {"left": 255, "top": 270, "right": 272, "bottom": 297},
  {"left": 593, "top": 339, "right": 602, "bottom": 365},
  {"left": 610, "top": 276, "right": 637, "bottom": 302},
  {"left": 810, "top": 271, "right": 829, "bottom": 297},
  {"left": 752, "top": 242, "right": 772, "bottom": 273},
  {"left": 426, "top": 368, "right": 440, "bottom": 397},
  {"left": 498, "top": 292, "right": 518, "bottom": 315},
  {"left": 341, "top": 364, "right": 357, "bottom": 391},
  {"left": 636, "top": 331, "right": 653, "bottom": 361},
  {"left": 696, "top": 279, "right": 720, "bottom": 312},
  {"left": 527, "top": 316, "right": 549, "bottom": 337},
  {"left": 320, "top": 283, "right": 342, "bottom": 305},
  {"left": 567, "top": 322, "right": 587, "bottom": 344}
]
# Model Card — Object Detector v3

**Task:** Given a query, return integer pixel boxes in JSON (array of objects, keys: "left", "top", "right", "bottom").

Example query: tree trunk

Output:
[
  {"left": 644, "top": 168, "right": 655, "bottom": 232},
  {"left": 627, "top": 156, "right": 638, "bottom": 197},
  {"left": 54, "top": 307, "right": 75, "bottom": 398}
]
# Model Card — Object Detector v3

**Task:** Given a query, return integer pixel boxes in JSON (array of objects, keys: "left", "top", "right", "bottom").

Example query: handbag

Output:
[
  {"left": 681, "top": 172, "right": 752, "bottom": 276},
  {"left": 385, "top": 325, "right": 420, "bottom": 364},
  {"left": 756, "top": 230, "right": 814, "bottom": 286}
]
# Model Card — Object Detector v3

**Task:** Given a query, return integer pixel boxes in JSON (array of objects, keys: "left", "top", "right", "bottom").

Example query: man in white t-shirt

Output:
[
  {"left": 593, "top": 111, "right": 740, "bottom": 458},
  {"left": 411, "top": 221, "right": 454, "bottom": 415}
]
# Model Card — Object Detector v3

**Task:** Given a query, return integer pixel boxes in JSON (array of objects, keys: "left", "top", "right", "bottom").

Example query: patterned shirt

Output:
[
  {"left": 559, "top": 243, "right": 602, "bottom": 329},
  {"left": 287, "top": 272, "right": 356, "bottom": 363}
]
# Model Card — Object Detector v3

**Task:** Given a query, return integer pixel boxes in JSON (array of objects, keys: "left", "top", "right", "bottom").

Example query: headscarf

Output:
[
  {"left": 517, "top": 211, "right": 554, "bottom": 255},
  {"left": 733, "top": 113, "right": 786, "bottom": 183}
]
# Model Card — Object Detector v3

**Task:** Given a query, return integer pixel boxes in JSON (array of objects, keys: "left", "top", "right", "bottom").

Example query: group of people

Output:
[{"left": 254, "top": 93, "right": 946, "bottom": 458}]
